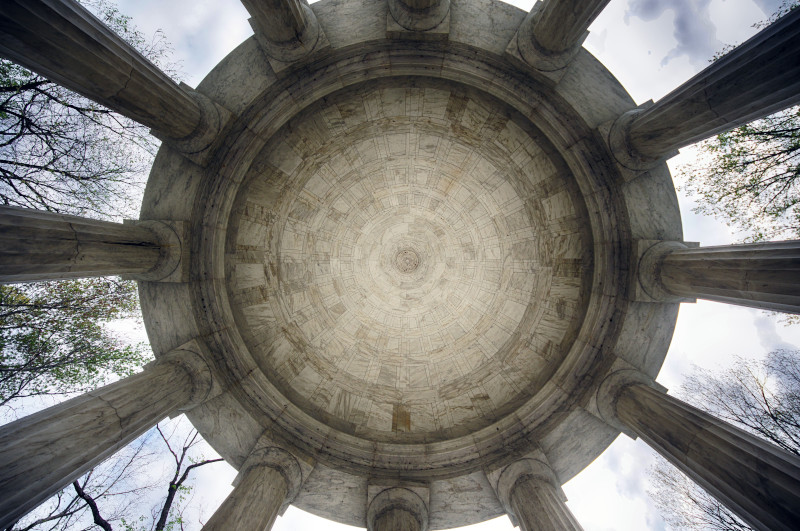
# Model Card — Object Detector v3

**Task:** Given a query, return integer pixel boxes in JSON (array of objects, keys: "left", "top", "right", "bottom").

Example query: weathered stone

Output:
[
  {"left": 367, "top": 487, "right": 429, "bottom": 531},
  {"left": 0, "top": 0, "right": 233, "bottom": 165},
  {"left": 0, "top": 206, "right": 185, "bottom": 283},
  {"left": 5, "top": 0, "right": 798, "bottom": 528},
  {"left": 388, "top": 0, "right": 450, "bottom": 32},
  {"left": 609, "top": 6, "right": 800, "bottom": 169},
  {"left": 508, "top": 0, "right": 610, "bottom": 77},
  {"left": 136, "top": 0, "right": 680, "bottom": 524},
  {"left": 491, "top": 457, "right": 582, "bottom": 531},
  {"left": 203, "top": 442, "right": 311, "bottom": 530},
  {"left": 241, "top": 0, "right": 329, "bottom": 70},
  {"left": 598, "top": 370, "right": 800, "bottom": 531},
  {"left": 0, "top": 345, "right": 213, "bottom": 529},
  {"left": 639, "top": 240, "right": 800, "bottom": 313}
]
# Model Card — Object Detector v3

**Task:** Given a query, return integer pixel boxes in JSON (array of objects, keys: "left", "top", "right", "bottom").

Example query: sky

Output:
[{"left": 48, "top": 0, "right": 800, "bottom": 529}]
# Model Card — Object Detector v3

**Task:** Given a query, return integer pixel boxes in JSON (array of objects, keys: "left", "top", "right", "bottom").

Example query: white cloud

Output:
[
  {"left": 625, "top": 0, "right": 721, "bottom": 66},
  {"left": 117, "top": 0, "right": 251, "bottom": 86}
]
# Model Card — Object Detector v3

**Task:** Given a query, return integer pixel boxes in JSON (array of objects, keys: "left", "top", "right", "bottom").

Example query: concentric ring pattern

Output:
[{"left": 227, "top": 79, "right": 591, "bottom": 443}]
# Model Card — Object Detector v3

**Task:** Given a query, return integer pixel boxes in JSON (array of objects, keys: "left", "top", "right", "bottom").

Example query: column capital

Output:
[
  {"left": 607, "top": 7, "right": 800, "bottom": 170},
  {"left": 505, "top": 0, "right": 611, "bottom": 82},
  {"left": 0, "top": 342, "right": 214, "bottom": 528},
  {"left": 0, "top": 0, "right": 234, "bottom": 167},
  {"left": 234, "top": 435, "right": 313, "bottom": 512},
  {"left": 366, "top": 486, "right": 430, "bottom": 531},
  {"left": 596, "top": 369, "right": 666, "bottom": 436},
  {"left": 152, "top": 342, "right": 215, "bottom": 411},
  {"left": 151, "top": 83, "right": 234, "bottom": 167},
  {"left": 606, "top": 101, "right": 677, "bottom": 171},
  {"left": 632, "top": 239, "right": 697, "bottom": 303},
  {"left": 0, "top": 206, "right": 164, "bottom": 283},
  {"left": 241, "top": 0, "right": 329, "bottom": 72},
  {"left": 635, "top": 240, "right": 800, "bottom": 313},
  {"left": 609, "top": 374, "right": 800, "bottom": 530},
  {"left": 122, "top": 220, "right": 189, "bottom": 283},
  {"left": 387, "top": 0, "right": 450, "bottom": 33},
  {"left": 508, "top": 5, "right": 585, "bottom": 81},
  {"left": 495, "top": 458, "right": 564, "bottom": 520}
]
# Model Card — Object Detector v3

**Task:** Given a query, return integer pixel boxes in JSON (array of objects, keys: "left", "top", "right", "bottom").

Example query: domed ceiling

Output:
[
  {"left": 140, "top": 0, "right": 683, "bottom": 524},
  {"left": 227, "top": 79, "right": 591, "bottom": 443}
]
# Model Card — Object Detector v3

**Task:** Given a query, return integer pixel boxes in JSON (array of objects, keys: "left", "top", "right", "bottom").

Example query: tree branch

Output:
[{"left": 72, "top": 480, "right": 112, "bottom": 531}]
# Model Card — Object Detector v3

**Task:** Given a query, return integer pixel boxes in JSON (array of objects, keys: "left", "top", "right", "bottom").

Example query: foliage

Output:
[
  {"left": 0, "top": 0, "right": 175, "bottom": 412},
  {"left": 753, "top": 0, "right": 799, "bottom": 28},
  {"left": 0, "top": 0, "right": 177, "bottom": 220},
  {"left": 678, "top": 1, "right": 800, "bottom": 241},
  {"left": 648, "top": 349, "right": 800, "bottom": 530},
  {"left": 0, "top": 278, "right": 151, "bottom": 409},
  {"left": 680, "top": 106, "right": 800, "bottom": 241}
]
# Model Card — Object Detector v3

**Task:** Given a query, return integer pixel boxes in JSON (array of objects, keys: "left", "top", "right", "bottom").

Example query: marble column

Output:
[
  {"left": 203, "top": 446, "right": 305, "bottom": 531},
  {"left": 638, "top": 240, "right": 800, "bottom": 313},
  {"left": 609, "top": 6, "right": 800, "bottom": 169},
  {"left": 515, "top": 0, "right": 610, "bottom": 72},
  {"left": 388, "top": 0, "right": 450, "bottom": 32},
  {"left": 0, "top": 206, "right": 184, "bottom": 283},
  {"left": 367, "top": 487, "right": 429, "bottom": 531},
  {"left": 0, "top": 0, "right": 232, "bottom": 164},
  {"left": 597, "top": 370, "right": 800, "bottom": 531},
  {"left": 494, "top": 458, "right": 583, "bottom": 531},
  {"left": 241, "top": 0, "right": 321, "bottom": 63},
  {"left": 0, "top": 346, "right": 213, "bottom": 529}
]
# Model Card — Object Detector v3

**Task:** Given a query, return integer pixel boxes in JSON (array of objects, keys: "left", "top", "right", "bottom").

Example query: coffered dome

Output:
[
  {"left": 138, "top": 0, "right": 682, "bottom": 526},
  {"left": 227, "top": 79, "right": 591, "bottom": 444}
]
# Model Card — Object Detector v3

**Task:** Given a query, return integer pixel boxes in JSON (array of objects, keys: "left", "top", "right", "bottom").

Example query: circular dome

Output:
[
  {"left": 227, "top": 80, "right": 590, "bottom": 443},
  {"left": 139, "top": 0, "right": 683, "bottom": 525}
]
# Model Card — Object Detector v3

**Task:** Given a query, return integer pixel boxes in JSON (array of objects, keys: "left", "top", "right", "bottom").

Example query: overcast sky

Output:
[{"left": 107, "top": 1, "right": 800, "bottom": 529}]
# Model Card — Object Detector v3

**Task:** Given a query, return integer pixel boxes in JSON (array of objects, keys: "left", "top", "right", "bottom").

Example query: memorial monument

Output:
[{"left": 1, "top": 0, "right": 800, "bottom": 529}]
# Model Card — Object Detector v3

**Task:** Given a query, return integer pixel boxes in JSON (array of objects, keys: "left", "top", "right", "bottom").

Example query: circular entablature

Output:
[{"left": 226, "top": 78, "right": 592, "bottom": 444}]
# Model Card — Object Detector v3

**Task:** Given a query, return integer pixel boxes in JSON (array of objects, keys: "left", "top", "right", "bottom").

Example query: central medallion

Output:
[{"left": 394, "top": 248, "right": 420, "bottom": 273}]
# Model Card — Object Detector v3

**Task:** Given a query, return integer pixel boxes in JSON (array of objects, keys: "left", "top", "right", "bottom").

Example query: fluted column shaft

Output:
[
  {"left": 625, "top": 7, "right": 800, "bottom": 162},
  {"left": 0, "top": 0, "right": 202, "bottom": 140},
  {"left": 0, "top": 349, "right": 212, "bottom": 529},
  {"left": 0, "top": 206, "right": 164, "bottom": 282},
  {"left": 367, "top": 487, "right": 429, "bottom": 531},
  {"left": 203, "top": 464, "right": 287, "bottom": 531},
  {"left": 532, "top": 0, "right": 611, "bottom": 53},
  {"left": 493, "top": 458, "right": 583, "bottom": 531},
  {"left": 612, "top": 380, "right": 800, "bottom": 531},
  {"left": 203, "top": 444, "right": 307, "bottom": 531},
  {"left": 643, "top": 240, "right": 800, "bottom": 313},
  {"left": 373, "top": 509, "right": 422, "bottom": 531},
  {"left": 509, "top": 474, "right": 583, "bottom": 531}
]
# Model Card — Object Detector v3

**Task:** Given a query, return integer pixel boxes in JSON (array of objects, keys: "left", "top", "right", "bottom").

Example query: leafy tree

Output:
[
  {"left": 678, "top": 1, "right": 800, "bottom": 241},
  {"left": 0, "top": 3, "right": 220, "bottom": 530},
  {"left": 0, "top": 0, "right": 175, "bottom": 220},
  {"left": 0, "top": 278, "right": 151, "bottom": 409},
  {"left": 648, "top": 349, "right": 800, "bottom": 530},
  {"left": 0, "top": 0, "right": 174, "bottom": 414}
]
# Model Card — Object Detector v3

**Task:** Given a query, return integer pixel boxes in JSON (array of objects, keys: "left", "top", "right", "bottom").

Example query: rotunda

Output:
[{"left": 1, "top": 0, "right": 800, "bottom": 530}]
